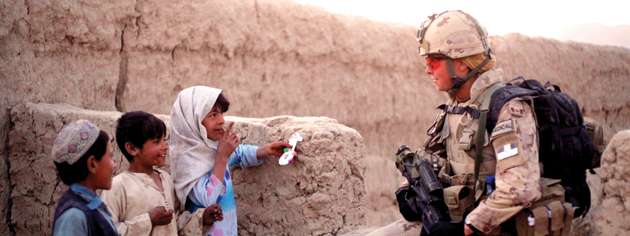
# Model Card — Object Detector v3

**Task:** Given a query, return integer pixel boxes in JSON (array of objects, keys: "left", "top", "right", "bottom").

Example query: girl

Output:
[{"left": 169, "top": 86, "right": 290, "bottom": 236}]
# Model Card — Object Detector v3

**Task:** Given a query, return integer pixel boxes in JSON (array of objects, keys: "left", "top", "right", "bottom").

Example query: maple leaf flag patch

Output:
[{"left": 497, "top": 143, "right": 519, "bottom": 160}]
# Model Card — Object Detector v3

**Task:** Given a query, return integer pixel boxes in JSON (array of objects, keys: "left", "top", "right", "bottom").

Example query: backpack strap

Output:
[
  {"left": 437, "top": 104, "right": 481, "bottom": 119},
  {"left": 472, "top": 82, "right": 505, "bottom": 193},
  {"left": 486, "top": 78, "right": 543, "bottom": 132}
]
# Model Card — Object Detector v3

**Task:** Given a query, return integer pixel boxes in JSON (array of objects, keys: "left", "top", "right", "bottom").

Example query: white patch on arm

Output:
[{"left": 496, "top": 143, "right": 518, "bottom": 160}]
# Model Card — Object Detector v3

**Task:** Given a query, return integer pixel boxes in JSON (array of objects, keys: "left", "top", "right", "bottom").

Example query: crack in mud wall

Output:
[{"left": 1, "top": 102, "right": 15, "bottom": 236}]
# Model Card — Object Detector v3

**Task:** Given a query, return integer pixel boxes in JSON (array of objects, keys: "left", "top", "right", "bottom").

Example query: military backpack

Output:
[{"left": 480, "top": 77, "right": 603, "bottom": 217}]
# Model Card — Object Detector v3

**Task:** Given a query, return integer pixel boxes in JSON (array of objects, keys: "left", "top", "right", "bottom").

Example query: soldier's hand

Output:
[
  {"left": 399, "top": 177, "right": 409, "bottom": 188},
  {"left": 149, "top": 206, "right": 173, "bottom": 226}
]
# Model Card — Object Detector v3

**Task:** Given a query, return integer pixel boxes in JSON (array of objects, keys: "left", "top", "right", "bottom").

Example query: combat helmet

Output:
[{"left": 417, "top": 10, "right": 493, "bottom": 94}]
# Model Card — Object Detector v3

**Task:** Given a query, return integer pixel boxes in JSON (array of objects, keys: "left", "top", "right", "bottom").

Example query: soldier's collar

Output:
[{"left": 468, "top": 69, "right": 504, "bottom": 104}]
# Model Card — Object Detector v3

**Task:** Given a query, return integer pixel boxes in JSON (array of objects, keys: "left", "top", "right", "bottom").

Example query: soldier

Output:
[{"left": 399, "top": 10, "right": 542, "bottom": 235}]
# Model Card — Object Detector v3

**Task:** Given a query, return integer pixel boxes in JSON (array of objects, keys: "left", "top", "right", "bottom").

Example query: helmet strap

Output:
[{"left": 446, "top": 54, "right": 492, "bottom": 95}]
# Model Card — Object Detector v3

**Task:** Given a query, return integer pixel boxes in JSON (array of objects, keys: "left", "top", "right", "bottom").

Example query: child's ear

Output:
[
  {"left": 87, "top": 156, "right": 98, "bottom": 174},
  {"left": 124, "top": 142, "right": 139, "bottom": 156}
]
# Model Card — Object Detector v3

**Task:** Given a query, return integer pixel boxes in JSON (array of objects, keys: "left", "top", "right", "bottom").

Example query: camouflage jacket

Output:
[{"left": 440, "top": 69, "right": 542, "bottom": 234}]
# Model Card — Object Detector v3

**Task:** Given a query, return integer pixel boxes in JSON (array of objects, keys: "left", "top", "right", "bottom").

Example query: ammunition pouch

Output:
[
  {"left": 584, "top": 117, "right": 604, "bottom": 169},
  {"left": 440, "top": 173, "right": 485, "bottom": 199},
  {"left": 443, "top": 185, "right": 475, "bottom": 223},
  {"left": 514, "top": 178, "right": 574, "bottom": 236},
  {"left": 444, "top": 173, "right": 476, "bottom": 186}
]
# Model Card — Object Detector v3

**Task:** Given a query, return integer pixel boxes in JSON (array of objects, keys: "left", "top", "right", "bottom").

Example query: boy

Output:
[
  {"left": 101, "top": 111, "right": 221, "bottom": 236},
  {"left": 52, "top": 120, "right": 118, "bottom": 236}
]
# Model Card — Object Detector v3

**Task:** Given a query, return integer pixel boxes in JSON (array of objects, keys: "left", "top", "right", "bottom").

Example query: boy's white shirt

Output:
[
  {"left": 101, "top": 171, "right": 167, "bottom": 235},
  {"left": 169, "top": 86, "right": 223, "bottom": 210},
  {"left": 101, "top": 169, "right": 210, "bottom": 236},
  {"left": 101, "top": 168, "right": 210, "bottom": 236}
]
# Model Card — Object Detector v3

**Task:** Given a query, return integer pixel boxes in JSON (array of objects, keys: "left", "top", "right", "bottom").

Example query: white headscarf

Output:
[{"left": 169, "top": 86, "right": 223, "bottom": 209}]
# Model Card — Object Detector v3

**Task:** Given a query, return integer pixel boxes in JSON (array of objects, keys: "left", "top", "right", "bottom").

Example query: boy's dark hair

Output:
[
  {"left": 54, "top": 131, "right": 109, "bottom": 185},
  {"left": 116, "top": 111, "right": 167, "bottom": 162},
  {"left": 215, "top": 93, "right": 230, "bottom": 113}
]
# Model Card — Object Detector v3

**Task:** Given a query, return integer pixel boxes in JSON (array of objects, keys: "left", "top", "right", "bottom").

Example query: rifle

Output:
[{"left": 395, "top": 145, "right": 451, "bottom": 234}]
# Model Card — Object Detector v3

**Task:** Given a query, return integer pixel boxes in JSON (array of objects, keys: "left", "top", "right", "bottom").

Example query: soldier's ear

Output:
[{"left": 455, "top": 60, "right": 470, "bottom": 73}]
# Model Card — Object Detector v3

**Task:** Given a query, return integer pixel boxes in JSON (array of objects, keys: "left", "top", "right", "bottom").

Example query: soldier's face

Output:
[{"left": 424, "top": 56, "right": 453, "bottom": 92}]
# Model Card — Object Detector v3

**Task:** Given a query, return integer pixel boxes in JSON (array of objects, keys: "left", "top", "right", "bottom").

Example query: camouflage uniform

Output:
[
  {"left": 414, "top": 10, "right": 543, "bottom": 234},
  {"left": 366, "top": 10, "right": 544, "bottom": 236},
  {"left": 442, "top": 69, "right": 541, "bottom": 234}
]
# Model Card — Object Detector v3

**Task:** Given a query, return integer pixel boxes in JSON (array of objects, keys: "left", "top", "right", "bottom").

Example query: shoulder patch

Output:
[
  {"left": 496, "top": 143, "right": 519, "bottom": 160},
  {"left": 491, "top": 119, "right": 515, "bottom": 140},
  {"left": 507, "top": 101, "right": 525, "bottom": 117}
]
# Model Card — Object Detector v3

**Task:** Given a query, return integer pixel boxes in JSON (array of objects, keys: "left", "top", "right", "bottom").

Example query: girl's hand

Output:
[
  {"left": 256, "top": 141, "right": 292, "bottom": 159},
  {"left": 216, "top": 122, "right": 239, "bottom": 163}
]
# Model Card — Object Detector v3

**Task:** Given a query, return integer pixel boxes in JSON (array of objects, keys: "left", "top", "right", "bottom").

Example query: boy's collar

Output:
[{"left": 70, "top": 183, "right": 104, "bottom": 210}]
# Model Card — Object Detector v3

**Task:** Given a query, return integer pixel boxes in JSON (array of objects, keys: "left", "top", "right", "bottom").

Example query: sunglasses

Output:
[
  {"left": 424, "top": 57, "right": 441, "bottom": 71},
  {"left": 424, "top": 54, "right": 451, "bottom": 71}
]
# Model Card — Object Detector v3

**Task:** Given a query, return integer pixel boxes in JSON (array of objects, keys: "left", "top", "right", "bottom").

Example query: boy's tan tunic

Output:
[{"left": 101, "top": 168, "right": 206, "bottom": 236}]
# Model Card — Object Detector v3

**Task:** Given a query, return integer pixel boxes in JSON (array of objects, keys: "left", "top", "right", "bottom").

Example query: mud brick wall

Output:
[
  {"left": 3, "top": 1, "right": 629, "bottom": 160},
  {"left": 590, "top": 130, "right": 630, "bottom": 235},
  {"left": 2, "top": 0, "right": 630, "bottom": 232},
  {"left": 5, "top": 103, "right": 366, "bottom": 235}
]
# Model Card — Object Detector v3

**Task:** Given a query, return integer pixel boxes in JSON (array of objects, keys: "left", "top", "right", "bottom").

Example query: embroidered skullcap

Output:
[{"left": 52, "top": 120, "right": 100, "bottom": 164}]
